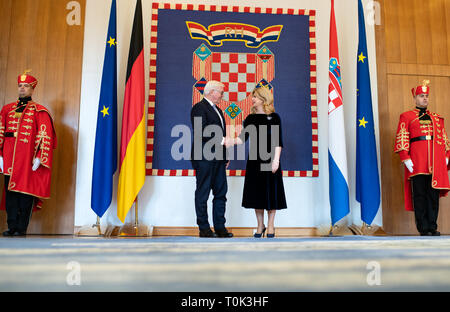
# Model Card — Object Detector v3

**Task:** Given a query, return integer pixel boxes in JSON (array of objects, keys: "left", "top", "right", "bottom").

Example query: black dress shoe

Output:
[
  {"left": 420, "top": 232, "right": 432, "bottom": 236},
  {"left": 215, "top": 228, "right": 233, "bottom": 238},
  {"left": 199, "top": 229, "right": 217, "bottom": 238},
  {"left": 2, "top": 229, "right": 15, "bottom": 237},
  {"left": 431, "top": 231, "right": 441, "bottom": 236},
  {"left": 13, "top": 232, "right": 26, "bottom": 237}
]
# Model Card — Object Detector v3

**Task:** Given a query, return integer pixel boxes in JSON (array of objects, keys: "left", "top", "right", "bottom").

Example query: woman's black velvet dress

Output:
[{"left": 240, "top": 113, "right": 287, "bottom": 210}]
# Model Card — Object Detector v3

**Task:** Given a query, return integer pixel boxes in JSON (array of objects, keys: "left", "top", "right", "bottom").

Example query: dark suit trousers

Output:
[
  {"left": 411, "top": 174, "right": 440, "bottom": 234},
  {"left": 4, "top": 175, "right": 35, "bottom": 233},
  {"left": 192, "top": 160, "right": 227, "bottom": 231}
]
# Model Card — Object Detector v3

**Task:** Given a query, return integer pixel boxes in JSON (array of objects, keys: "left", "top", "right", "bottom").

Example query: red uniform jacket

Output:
[
  {"left": 394, "top": 108, "right": 450, "bottom": 211},
  {"left": 0, "top": 100, "right": 57, "bottom": 210}
]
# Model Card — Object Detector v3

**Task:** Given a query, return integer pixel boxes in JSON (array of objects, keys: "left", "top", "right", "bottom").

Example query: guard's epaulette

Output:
[
  {"left": 28, "top": 102, "right": 52, "bottom": 115},
  {"left": 431, "top": 112, "right": 443, "bottom": 119}
]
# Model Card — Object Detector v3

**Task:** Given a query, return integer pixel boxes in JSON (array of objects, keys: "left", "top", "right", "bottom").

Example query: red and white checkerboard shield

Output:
[
  {"left": 192, "top": 49, "right": 275, "bottom": 137},
  {"left": 211, "top": 53, "right": 257, "bottom": 102}
]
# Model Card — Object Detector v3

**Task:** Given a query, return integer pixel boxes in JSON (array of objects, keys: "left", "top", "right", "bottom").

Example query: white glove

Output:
[
  {"left": 32, "top": 158, "right": 41, "bottom": 171},
  {"left": 404, "top": 159, "right": 414, "bottom": 173},
  {"left": 0, "top": 156, "right": 3, "bottom": 172}
]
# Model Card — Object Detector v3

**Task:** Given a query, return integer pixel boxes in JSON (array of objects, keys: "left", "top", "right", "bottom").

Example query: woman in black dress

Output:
[{"left": 231, "top": 87, "right": 287, "bottom": 237}]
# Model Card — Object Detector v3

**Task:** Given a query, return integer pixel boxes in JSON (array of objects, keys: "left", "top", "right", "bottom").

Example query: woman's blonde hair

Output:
[{"left": 251, "top": 87, "right": 275, "bottom": 114}]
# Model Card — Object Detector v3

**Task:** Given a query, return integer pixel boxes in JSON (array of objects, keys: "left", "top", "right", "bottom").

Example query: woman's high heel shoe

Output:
[
  {"left": 266, "top": 229, "right": 275, "bottom": 238},
  {"left": 254, "top": 227, "right": 266, "bottom": 238}
]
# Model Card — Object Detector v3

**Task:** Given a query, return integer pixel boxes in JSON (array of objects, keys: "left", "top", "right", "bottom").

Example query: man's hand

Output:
[
  {"left": 32, "top": 158, "right": 41, "bottom": 171},
  {"left": 404, "top": 159, "right": 414, "bottom": 173}
]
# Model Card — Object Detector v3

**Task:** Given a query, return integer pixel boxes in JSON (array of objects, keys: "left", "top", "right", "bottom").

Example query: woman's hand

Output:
[{"left": 271, "top": 160, "right": 279, "bottom": 173}]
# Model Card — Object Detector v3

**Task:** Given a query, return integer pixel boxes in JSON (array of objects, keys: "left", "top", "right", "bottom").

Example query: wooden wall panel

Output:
[
  {"left": 385, "top": 0, "right": 450, "bottom": 66},
  {"left": 0, "top": 0, "right": 12, "bottom": 107},
  {"left": 397, "top": 0, "right": 417, "bottom": 64},
  {"left": 414, "top": 0, "right": 432, "bottom": 65},
  {"left": 377, "top": 0, "right": 450, "bottom": 235},
  {"left": 429, "top": 0, "right": 448, "bottom": 65},
  {"left": 446, "top": 1, "right": 450, "bottom": 65},
  {"left": 383, "top": 0, "right": 400, "bottom": 63},
  {"left": 0, "top": 0, "right": 85, "bottom": 234}
]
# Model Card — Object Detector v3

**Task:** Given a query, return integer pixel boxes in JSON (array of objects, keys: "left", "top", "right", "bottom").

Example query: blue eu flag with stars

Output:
[
  {"left": 356, "top": 0, "right": 380, "bottom": 225},
  {"left": 91, "top": 0, "right": 117, "bottom": 218}
]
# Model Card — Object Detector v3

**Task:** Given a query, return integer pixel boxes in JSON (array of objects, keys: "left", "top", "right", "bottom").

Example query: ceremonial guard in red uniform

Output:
[
  {"left": 394, "top": 80, "right": 450, "bottom": 236},
  {"left": 1, "top": 71, "right": 57, "bottom": 236}
]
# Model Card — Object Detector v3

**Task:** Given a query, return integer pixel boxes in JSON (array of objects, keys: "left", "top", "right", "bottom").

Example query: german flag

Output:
[{"left": 117, "top": 0, "right": 145, "bottom": 223}]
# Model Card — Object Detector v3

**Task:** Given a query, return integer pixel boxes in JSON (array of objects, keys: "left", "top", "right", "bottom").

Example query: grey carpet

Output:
[{"left": 1, "top": 235, "right": 450, "bottom": 291}]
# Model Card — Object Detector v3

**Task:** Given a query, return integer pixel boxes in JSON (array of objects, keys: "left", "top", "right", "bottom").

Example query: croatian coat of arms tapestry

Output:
[{"left": 146, "top": 3, "right": 318, "bottom": 177}]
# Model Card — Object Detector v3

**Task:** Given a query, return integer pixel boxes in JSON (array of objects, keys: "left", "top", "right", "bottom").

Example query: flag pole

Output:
[
  {"left": 362, "top": 221, "right": 373, "bottom": 235},
  {"left": 135, "top": 198, "right": 139, "bottom": 235},
  {"left": 96, "top": 216, "right": 102, "bottom": 235},
  {"left": 118, "top": 195, "right": 150, "bottom": 237},
  {"left": 76, "top": 216, "right": 103, "bottom": 236}
]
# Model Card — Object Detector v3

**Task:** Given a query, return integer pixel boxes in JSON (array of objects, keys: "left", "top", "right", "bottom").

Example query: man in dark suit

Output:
[{"left": 190, "top": 80, "right": 233, "bottom": 238}]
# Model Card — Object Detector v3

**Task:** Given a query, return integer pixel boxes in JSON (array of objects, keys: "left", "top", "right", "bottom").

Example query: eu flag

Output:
[
  {"left": 91, "top": 0, "right": 117, "bottom": 218},
  {"left": 356, "top": 0, "right": 380, "bottom": 225}
]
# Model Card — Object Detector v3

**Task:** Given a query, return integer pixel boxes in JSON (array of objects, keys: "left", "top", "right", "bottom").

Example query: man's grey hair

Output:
[{"left": 204, "top": 80, "right": 225, "bottom": 96}]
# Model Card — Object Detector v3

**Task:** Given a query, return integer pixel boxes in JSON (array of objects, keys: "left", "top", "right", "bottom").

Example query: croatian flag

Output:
[{"left": 328, "top": 0, "right": 349, "bottom": 225}]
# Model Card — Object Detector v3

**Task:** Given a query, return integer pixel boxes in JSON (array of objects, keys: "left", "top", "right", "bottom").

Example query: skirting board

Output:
[
  {"left": 153, "top": 227, "right": 318, "bottom": 237},
  {"left": 74, "top": 226, "right": 386, "bottom": 237}
]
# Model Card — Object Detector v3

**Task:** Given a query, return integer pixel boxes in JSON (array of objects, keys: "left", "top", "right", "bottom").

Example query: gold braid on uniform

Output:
[
  {"left": 0, "top": 116, "right": 4, "bottom": 146},
  {"left": 395, "top": 122, "right": 410, "bottom": 153},
  {"left": 35, "top": 124, "right": 51, "bottom": 164},
  {"left": 443, "top": 127, "right": 450, "bottom": 152}
]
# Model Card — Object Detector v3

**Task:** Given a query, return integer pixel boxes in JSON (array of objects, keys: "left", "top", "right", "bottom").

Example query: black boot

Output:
[
  {"left": 430, "top": 230, "right": 441, "bottom": 236},
  {"left": 2, "top": 229, "right": 16, "bottom": 236}
]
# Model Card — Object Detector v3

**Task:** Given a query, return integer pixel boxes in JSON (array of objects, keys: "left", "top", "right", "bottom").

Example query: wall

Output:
[
  {"left": 75, "top": 0, "right": 381, "bottom": 232},
  {"left": 376, "top": 0, "right": 450, "bottom": 235}
]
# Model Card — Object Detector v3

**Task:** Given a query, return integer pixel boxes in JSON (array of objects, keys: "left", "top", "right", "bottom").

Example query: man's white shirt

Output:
[{"left": 204, "top": 97, "right": 225, "bottom": 145}]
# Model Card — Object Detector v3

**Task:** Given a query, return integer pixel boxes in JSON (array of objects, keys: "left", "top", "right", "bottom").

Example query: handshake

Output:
[{"left": 222, "top": 136, "right": 243, "bottom": 148}]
